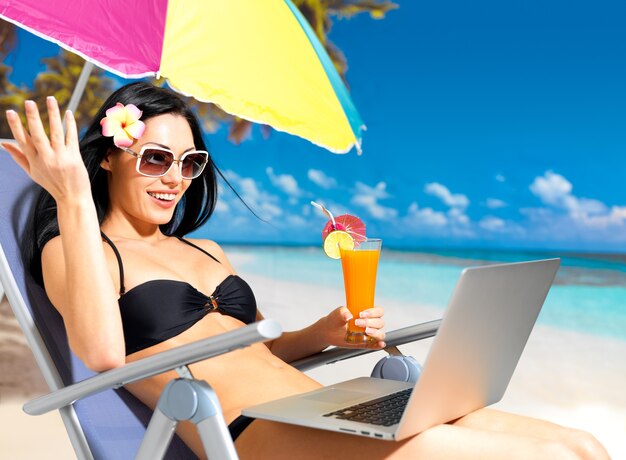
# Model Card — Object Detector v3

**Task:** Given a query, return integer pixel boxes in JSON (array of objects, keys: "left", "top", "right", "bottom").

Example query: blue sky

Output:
[{"left": 3, "top": 0, "right": 626, "bottom": 252}]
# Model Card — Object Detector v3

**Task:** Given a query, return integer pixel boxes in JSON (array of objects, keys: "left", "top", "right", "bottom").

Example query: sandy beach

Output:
[{"left": 1, "top": 269, "right": 625, "bottom": 459}]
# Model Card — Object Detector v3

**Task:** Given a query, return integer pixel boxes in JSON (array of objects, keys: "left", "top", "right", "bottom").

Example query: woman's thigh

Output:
[
  {"left": 453, "top": 407, "right": 570, "bottom": 439},
  {"left": 454, "top": 408, "right": 609, "bottom": 460},
  {"left": 235, "top": 418, "right": 573, "bottom": 460}
]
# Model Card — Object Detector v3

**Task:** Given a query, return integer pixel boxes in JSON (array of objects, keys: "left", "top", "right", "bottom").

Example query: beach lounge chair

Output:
[{"left": 0, "top": 144, "right": 440, "bottom": 459}]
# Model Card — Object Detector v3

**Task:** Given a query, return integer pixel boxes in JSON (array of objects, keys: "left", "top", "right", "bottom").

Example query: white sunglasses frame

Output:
[{"left": 120, "top": 146, "right": 209, "bottom": 179}]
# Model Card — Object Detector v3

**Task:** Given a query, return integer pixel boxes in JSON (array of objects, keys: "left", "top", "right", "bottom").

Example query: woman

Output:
[{"left": 2, "top": 83, "right": 608, "bottom": 459}]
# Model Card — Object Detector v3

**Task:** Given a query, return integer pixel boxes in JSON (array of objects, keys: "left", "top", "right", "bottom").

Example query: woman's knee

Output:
[
  {"left": 537, "top": 427, "right": 610, "bottom": 460},
  {"left": 562, "top": 429, "right": 609, "bottom": 460},
  {"left": 537, "top": 440, "right": 582, "bottom": 460}
]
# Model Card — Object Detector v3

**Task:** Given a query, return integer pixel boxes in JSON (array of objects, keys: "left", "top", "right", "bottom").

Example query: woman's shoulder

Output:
[
  {"left": 42, "top": 233, "right": 121, "bottom": 277},
  {"left": 183, "top": 237, "right": 230, "bottom": 265}
]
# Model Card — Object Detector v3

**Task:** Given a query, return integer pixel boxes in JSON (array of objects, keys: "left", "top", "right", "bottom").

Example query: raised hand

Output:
[
  {"left": 2, "top": 97, "right": 91, "bottom": 205},
  {"left": 323, "top": 305, "right": 386, "bottom": 349}
]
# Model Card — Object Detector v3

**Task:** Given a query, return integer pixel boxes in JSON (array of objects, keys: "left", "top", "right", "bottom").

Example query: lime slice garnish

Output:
[{"left": 323, "top": 230, "right": 354, "bottom": 259}]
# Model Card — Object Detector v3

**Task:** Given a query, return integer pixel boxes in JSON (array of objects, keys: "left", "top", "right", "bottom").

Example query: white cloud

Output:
[
  {"left": 486, "top": 198, "right": 507, "bottom": 209},
  {"left": 351, "top": 181, "right": 398, "bottom": 220},
  {"left": 529, "top": 171, "right": 573, "bottom": 208},
  {"left": 266, "top": 167, "right": 305, "bottom": 203},
  {"left": 307, "top": 169, "right": 337, "bottom": 189},
  {"left": 222, "top": 170, "right": 282, "bottom": 219},
  {"left": 285, "top": 214, "right": 307, "bottom": 227},
  {"left": 530, "top": 171, "right": 608, "bottom": 219},
  {"left": 352, "top": 195, "right": 397, "bottom": 220},
  {"left": 495, "top": 174, "right": 506, "bottom": 183},
  {"left": 479, "top": 216, "right": 506, "bottom": 231},
  {"left": 520, "top": 206, "right": 552, "bottom": 218},
  {"left": 222, "top": 169, "right": 238, "bottom": 183},
  {"left": 567, "top": 197, "right": 607, "bottom": 216},
  {"left": 526, "top": 170, "right": 626, "bottom": 235},
  {"left": 448, "top": 207, "right": 469, "bottom": 225},
  {"left": 425, "top": 182, "right": 469, "bottom": 209},
  {"left": 355, "top": 181, "right": 391, "bottom": 199},
  {"left": 406, "top": 202, "right": 447, "bottom": 227},
  {"left": 259, "top": 201, "right": 283, "bottom": 218},
  {"left": 582, "top": 206, "right": 626, "bottom": 228},
  {"left": 402, "top": 202, "right": 475, "bottom": 238},
  {"left": 214, "top": 200, "right": 229, "bottom": 213},
  {"left": 422, "top": 182, "right": 471, "bottom": 228}
]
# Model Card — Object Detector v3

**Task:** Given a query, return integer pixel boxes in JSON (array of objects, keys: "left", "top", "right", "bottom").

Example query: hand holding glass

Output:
[{"left": 340, "top": 238, "right": 382, "bottom": 344}]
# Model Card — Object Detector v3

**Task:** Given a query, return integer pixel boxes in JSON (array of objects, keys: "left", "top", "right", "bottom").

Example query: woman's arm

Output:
[
  {"left": 258, "top": 307, "right": 386, "bottom": 363},
  {"left": 42, "top": 215, "right": 125, "bottom": 371},
  {"left": 3, "top": 98, "right": 125, "bottom": 371}
]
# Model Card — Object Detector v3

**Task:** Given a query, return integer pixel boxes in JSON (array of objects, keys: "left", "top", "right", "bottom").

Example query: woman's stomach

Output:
[{"left": 124, "top": 311, "right": 322, "bottom": 423}]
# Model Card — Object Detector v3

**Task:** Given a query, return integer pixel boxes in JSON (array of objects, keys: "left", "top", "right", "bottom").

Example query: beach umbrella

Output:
[{"left": 0, "top": 0, "right": 364, "bottom": 153}]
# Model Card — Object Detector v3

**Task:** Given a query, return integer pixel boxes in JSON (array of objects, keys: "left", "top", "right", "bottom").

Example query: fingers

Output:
[
  {"left": 25, "top": 100, "right": 51, "bottom": 154},
  {"left": 343, "top": 337, "right": 386, "bottom": 350},
  {"left": 337, "top": 306, "right": 353, "bottom": 322},
  {"left": 47, "top": 96, "right": 65, "bottom": 150},
  {"left": 354, "top": 306, "right": 385, "bottom": 346},
  {"left": 1, "top": 142, "right": 30, "bottom": 173},
  {"left": 359, "top": 306, "right": 384, "bottom": 319},
  {"left": 6, "top": 99, "right": 77, "bottom": 159},
  {"left": 5, "top": 109, "right": 32, "bottom": 150},
  {"left": 365, "top": 326, "right": 385, "bottom": 343},
  {"left": 331, "top": 305, "right": 386, "bottom": 349},
  {"left": 354, "top": 317, "right": 384, "bottom": 329},
  {"left": 367, "top": 339, "right": 386, "bottom": 350},
  {"left": 354, "top": 305, "right": 385, "bottom": 331},
  {"left": 64, "top": 110, "right": 79, "bottom": 150}
]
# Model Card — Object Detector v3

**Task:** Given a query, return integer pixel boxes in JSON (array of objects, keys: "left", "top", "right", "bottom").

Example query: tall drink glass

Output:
[{"left": 340, "top": 238, "right": 382, "bottom": 344}]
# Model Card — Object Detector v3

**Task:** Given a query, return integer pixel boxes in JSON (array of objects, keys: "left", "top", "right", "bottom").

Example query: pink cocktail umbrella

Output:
[
  {"left": 312, "top": 201, "right": 367, "bottom": 245},
  {"left": 322, "top": 215, "right": 367, "bottom": 244}
]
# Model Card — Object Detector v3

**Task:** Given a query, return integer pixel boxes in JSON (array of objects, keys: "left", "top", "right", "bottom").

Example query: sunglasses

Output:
[{"left": 120, "top": 146, "right": 209, "bottom": 179}]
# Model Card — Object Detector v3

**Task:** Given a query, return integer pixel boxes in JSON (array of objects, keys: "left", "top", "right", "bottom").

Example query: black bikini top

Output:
[{"left": 101, "top": 232, "right": 258, "bottom": 355}]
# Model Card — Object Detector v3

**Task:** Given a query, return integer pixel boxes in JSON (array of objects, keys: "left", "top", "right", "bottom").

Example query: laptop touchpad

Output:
[{"left": 302, "top": 388, "right": 370, "bottom": 404}]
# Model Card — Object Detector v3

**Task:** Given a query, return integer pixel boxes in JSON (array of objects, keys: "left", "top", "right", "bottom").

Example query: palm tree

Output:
[
  {"left": 0, "top": 0, "right": 397, "bottom": 142},
  {"left": 0, "top": 63, "right": 28, "bottom": 137}
]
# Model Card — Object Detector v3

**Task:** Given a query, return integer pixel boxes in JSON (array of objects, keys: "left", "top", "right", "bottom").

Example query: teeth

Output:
[{"left": 148, "top": 192, "right": 176, "bottom": 201}]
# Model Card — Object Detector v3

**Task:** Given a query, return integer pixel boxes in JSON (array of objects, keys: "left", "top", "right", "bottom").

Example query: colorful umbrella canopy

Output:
[{"left": 0, "top": 0, "right": 364, "bottom": 153}]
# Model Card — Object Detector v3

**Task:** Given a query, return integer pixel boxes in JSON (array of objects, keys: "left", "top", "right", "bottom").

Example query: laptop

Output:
[{"left": 243, "top": 258, "right": 560, "bottom": 441}]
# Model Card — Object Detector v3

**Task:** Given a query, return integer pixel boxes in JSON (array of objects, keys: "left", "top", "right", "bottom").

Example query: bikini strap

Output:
[
  {"left": 100, "top": 231, "right": 126, "bottom": 295},
  {"left": 176, "top": 236, "right": 222, "bottom": 264}
]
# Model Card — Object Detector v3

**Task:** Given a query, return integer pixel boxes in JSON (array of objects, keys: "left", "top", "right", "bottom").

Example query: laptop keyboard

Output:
[{"left": 323, "top": 388, "right": 412, "bottom": 427}]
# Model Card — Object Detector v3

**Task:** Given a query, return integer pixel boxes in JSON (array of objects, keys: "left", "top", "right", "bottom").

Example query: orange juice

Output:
[{"left": 340, "top": 239, "right": 381, "bottom": 344}]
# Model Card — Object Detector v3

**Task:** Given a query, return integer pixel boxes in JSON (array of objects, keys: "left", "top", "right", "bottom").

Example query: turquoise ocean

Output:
[{"left": 226, "top": 245, "right": 626, "bottom": 341}]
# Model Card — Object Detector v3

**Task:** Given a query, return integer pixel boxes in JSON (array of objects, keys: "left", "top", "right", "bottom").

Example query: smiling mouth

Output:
[{"left": 147, "top": 192, "right": 177, "bottom": 202}]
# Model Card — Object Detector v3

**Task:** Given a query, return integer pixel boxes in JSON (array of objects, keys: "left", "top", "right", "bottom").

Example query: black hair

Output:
[{"left": 27, "top": 81, "right": 219, "bottom": 285}]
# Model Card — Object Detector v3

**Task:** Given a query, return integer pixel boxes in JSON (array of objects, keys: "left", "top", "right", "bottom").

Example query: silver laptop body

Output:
[{"left": 243, "top": 258, "right": 560, "bottom": 441}]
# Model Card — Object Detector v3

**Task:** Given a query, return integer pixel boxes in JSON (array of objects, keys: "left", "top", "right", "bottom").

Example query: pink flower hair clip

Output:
[{"left": 100, "top": 103, "right": 146, "bottom": 148}]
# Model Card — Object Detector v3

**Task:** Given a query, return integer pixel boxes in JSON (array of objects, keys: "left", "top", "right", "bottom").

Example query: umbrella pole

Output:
[{"left": 66, "top": 61, "right": 94, "bottom": 114}]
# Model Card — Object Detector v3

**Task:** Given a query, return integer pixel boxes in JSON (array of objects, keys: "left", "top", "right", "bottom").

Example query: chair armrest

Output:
[
  {"left": 24, "top": 319, "right": 281, "bottom": 416},
  {"left": 290, "top": 319, "right": 441, "bottom": 372}
]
